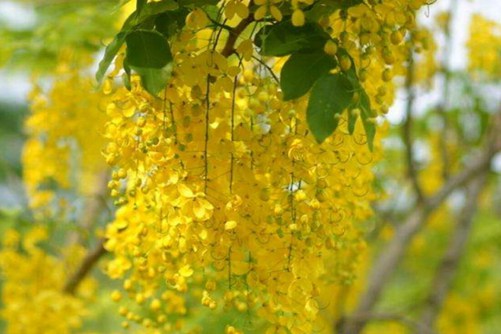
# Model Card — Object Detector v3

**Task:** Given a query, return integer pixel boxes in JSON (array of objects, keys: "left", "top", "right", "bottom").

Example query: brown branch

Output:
[
  {"left": 419, "top": 173, "right": 487, "bottom": 329},
  {"left": 220, "top": 12, "right": 254, "bottom": 58},
  {"left": 63, "top": 239, "right": 107, "bottom": 295},
  {"left": 64, "top": 173, "right": 110, "bottom": 295}
]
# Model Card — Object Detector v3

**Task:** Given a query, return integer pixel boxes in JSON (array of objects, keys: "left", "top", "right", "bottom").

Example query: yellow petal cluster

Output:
[
  {"left": 0, "top": 227, "right": 95, "bottom": 334},
  {"left": 22, "top": 52, "right": 109, "bottom": 215},
  {"left": 467, "top": 14, "right": 501, "bottom": 80}
]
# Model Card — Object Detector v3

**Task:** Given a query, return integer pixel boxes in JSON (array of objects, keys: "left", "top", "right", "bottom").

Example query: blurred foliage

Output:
[
  {"left": 0, "top": 0, "right": 121, "bottom": 71},
  {"left": 0, "top": 101, "right": 25, "bottom": 180}
]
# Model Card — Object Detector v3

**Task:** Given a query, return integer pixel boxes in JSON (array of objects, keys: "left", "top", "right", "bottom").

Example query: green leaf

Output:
[
  {"left": 280, "top": 50, "right": 337, "bottom": 101},
  {"left": 341, "top": 0, "right": 364, "bottom": 8},
  {"left": 179, "top": 0, "right": 220, "bottom": 7},
  {"left": 122, "top": 57, "right": 132, "bottom": 90},
  {"left": 95, "top": 0, "right": 178, "bottom": 84},
  {"left": 337, "top": 47, "right": 376, "bottom": 150},
  {"left": 255, "top": 21, "right": 329, "bottom": 57},
  {"left": 135, "top": 0, "right": 179, "bottom": 23},
  {"left": 124, "top": 30, "right": 174, "bottom": 95},
  {"left": 305, "top": 0, "right": 363, "bottom": 21},
  {"left": 125, "top": 30, "right": 172, "bottom": 68},
  {"left": 131, "top": 63, "right": 173, "bottom": 95},
  {"left": 155, "top": 8, "right": 190, "bottom": 37},
  {"left": 136, "top": 0, "right": 146, "bottom": 16},
  {"left": 307, "top": 73, "right": 354, "bottom": 143},
  {"left": 96, "top": 32, "right": 127, "bottom": 84}
]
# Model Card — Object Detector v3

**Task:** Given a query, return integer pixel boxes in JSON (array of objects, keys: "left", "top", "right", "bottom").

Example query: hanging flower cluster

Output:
[
  {"left": 467, "top": 14, "right": 501, "bottom": 80},
  {"left": 23, "top": 52, "right": 110, "bottom": 215},
  {"left": 99, "top": 1, "right": 432, "bottom": 331}
]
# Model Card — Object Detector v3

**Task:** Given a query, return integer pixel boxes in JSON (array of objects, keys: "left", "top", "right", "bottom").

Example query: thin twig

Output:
[
  {"left": 251, "top": 55, "right": 279, "bottom": 83},
  {"left": 403, "top": 44, "right": 425, "bottom": 203}
]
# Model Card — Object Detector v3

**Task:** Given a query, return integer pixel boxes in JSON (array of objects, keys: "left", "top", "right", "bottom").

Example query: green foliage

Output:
[
  {"left": 0, "top": 2, "right": 118, "bottom": 70},
  {"left": 96, "top": 32, "right": 128, "bottom": 85},
  {"left": 0, "top": 102, "right": 25, "bottom": 180},
  {"left": 306, "top": 73, "right": 353, "bottom": 143},
  {"left": 124, "top": 30, "right": 173, "bottom": 94},
  {"left": 132, "top": 63, "right": 174, "bottom": 94},
  {"left": 305, "top": 0, "right": 363, "bottom": 21},
  {"left": 95, "top": 0, "right": 178, "bottom": 84},
  {"left": 253, "top": 21, "right": 375, "bottom": 148},
  {"left": 155, "top": 8, "right": 190, "bottom": 37},
  {"left": 254, "top": 21, "right": 329, "bottom": 57},
  {"left": 125, "top": 30, "right": 172, "bottom": 68},
  {"left": 179, "top": 0, "right": 221, "bottom": 7},
  {"left": 280, "top": 50, "right": 337, "bottom": 101},
  {"left": 95, "top": 1, "right": 377, "bottom": 147}
]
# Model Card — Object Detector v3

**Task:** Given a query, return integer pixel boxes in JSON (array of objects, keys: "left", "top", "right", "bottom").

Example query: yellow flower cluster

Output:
[
  {"left": 0, "top": 227, "right": 95, "bottom": 334},
  {"left": 467, "top": 14, "right": 501, "bottom": 80},
  {"left": 23, "top": 51, "right": 109, "bottom": 214},
  {"left": 101, "top": 13, "right": 385, "bottom": 331}
]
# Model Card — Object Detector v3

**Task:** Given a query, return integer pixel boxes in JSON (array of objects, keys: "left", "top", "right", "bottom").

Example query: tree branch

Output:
[
  {"left": 339, "top": 112, "right": 501, "bottom": 334},
  {"left": 419, "top": 172, "right": 487, "bottom": 329},
  {"left": 64, "top": 173, "right": 110, "bottom": 295},
  {"left": 63, "top": 239, "right": 107, "bottom": 295},
  {"left": 220, "top": 11, "right": 254, "bottom": 58}
]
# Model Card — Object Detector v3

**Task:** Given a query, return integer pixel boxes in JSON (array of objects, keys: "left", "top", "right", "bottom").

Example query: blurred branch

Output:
[
  {"left": 63, "top": 239, "right": 106, "bottom": 295},
  {"left": 403, "top": 44, "right": 425, "bottom": 203},
  {"left": 419, "top": 172, "right": 487, "bottom": 329},
  {"left": 64, "top": 173, "right": 110, "bottom": 294},
  {"left": 339, "top": 111, "right": 501, "bottom": 334},
  {"left": 339, "top": 312, "right": 434, "bottom": 334}
]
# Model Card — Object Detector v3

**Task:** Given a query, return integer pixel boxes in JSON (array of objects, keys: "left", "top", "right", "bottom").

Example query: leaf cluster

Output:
[{"left": 97, "top": 0, "right": 376, "bottom": 148}]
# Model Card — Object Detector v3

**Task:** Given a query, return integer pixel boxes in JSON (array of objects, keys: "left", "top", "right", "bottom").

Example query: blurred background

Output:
[{"left": 1, "top": 0, "right": 501, "bottom": 333}]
